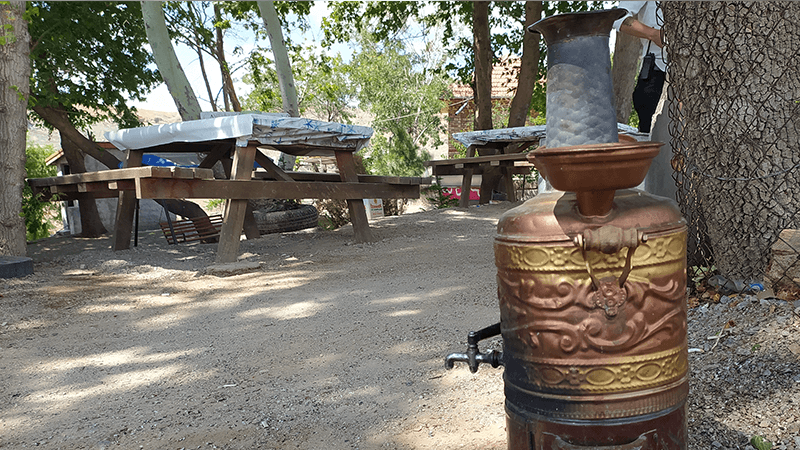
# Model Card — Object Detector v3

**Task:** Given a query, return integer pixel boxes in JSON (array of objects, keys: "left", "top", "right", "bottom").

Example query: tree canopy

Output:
[{"left": 28, "top": 1, "right": 160, "bottom": 129}]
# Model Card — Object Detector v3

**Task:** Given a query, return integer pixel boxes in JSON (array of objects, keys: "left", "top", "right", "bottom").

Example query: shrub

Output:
[
  {"left": 422, "top": 179, "right": 459, "bottom": 210},
  {"left": 23, "top": 144, "right": 59, "bottom": 241}
]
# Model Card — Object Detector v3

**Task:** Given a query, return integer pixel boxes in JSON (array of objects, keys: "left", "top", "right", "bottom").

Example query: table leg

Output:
[
  {"left": 503, "top": 166, "right": 517, "bottom": 202},
  {"left": 459, "top": 145, "right": 477, "bottom": 208},
  {"left": 335, "top": 151, "right": 375, "bottom": 243},
  {"left": 216, "top": 145, "right": 257, "bottom": 263},
  {"left": 113, "top": 150, "right": 143, "bottom": 251},
  {"left": 219, "top": 155, "right": 260, "bottom": 241},
  {"left": 459, "top": 170, "right": 473, "bottom": 208}
]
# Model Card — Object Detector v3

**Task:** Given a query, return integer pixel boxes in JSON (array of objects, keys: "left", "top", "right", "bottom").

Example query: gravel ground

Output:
[{"left": 1, "top": 201, "right": 799, "bottom": 450}]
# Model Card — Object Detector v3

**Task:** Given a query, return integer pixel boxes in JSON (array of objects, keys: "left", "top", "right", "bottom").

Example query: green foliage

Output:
[
  {"left": 27, "top": 1, "right": 161, "bottom": 129},
  {"left": 422, "top": 180, "right": 459, "bottom": 210},
  {"left": 361, "top": 126, "right": 429, "bottom": 177},
  {"left": 206, "top": 199, "right": 225, "bottom": 210},
  {"left": 314, "top": 198, "right": 350, "bottom": 230},
  {"left": 242, "top": 51, "right": 354, "bottom": 123},
  {"left": 22, "top": 144, "right": 59, "bottom": 241},
  {"left": 349, "top": 33, "right": 449, "bottom": 177},
  {"left": 628, "top": 105, "right": 640, "bottom": 130}
]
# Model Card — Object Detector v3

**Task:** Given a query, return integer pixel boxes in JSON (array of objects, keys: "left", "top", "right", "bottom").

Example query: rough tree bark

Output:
[
  {"left": 257, "top": 1, "right": 299, "bottom": 170},
  {"left": 611, "top": 13, "right": 642, "bottom": 125},
  {"left": 60, "top": 133, "right": 108, "bottom": 237},
  {"left": 472, "top": 1, "right": 498, "bottom": 204},
  {"left": 472, "top": 1, "right": 492, "bottom": 132},
  {"left": 32, "top": 105, "right": 122, "bottom": 170},
  {"left": 663, "top": 2, "right": 800, "bottom": 281},
  {"left": 0, "top": 1, "right": 29, "bottom": 255},
  {"left": 506, "top": 1, "right": 542, "bottom": 129}
]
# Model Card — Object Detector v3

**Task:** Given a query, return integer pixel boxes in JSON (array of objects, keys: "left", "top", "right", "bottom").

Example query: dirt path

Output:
[{"left": 2, "top": 202, "right": 799, "bottom": 449}]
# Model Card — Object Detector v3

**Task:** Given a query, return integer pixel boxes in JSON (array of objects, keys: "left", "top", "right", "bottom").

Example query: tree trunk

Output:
[
  {"left": 506, "top": 1, "right": 542, "bottom": 129},
  {"left": 141, "top": 1, "right": 202, "bottom": 121},
  {"left": 611, "top": 15, "right": 642, "bottom": 124},
  {"left": 32, "top": 105, "right": 123, "bottom": 170},
  {"left": 663, "top": 2, "right": 800, "bottom": 281},
  {"left": 60, "top": 133, "right": 108, "bottom": 237},
  {"left": 472, "top": 1, "right": 492, "bottom": 131},
  {"left": 486, "top": 1, "right": 543, "bottom": 204},
  {"left": 0, "top": 1, "right": 29, "bottom": 255},
  {"left": 213, "top": 4, "right": 241, "bottom": 112},
  {"left": 257, "top": 1, "right": 299, "bottom": 170},
  {"left": 472, "top": 1, "right": 498, "bottom": 204}
]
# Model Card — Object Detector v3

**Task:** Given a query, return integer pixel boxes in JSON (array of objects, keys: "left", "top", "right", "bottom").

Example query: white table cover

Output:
[
  {"left": 452, "top": 123, "right": 648, "bottom": 147},
  {"left": 105, "top": 113, "right": 374, "bottom": 151}
]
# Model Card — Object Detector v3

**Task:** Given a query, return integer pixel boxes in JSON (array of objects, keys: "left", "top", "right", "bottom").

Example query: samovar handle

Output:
[{"left": 573, "top": 225, "right": 648, "bottom": 288}]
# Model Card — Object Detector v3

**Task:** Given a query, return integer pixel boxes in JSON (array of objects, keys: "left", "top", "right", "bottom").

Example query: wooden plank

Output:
[
  {"left": 170, "top": 167, "right": 196, "bottom": 179},
  {"left": 197, "top": 142, "right": 234, "bottom": 169},
  {"left": 216, "top": 145, "right": 257, "bottom": 264},
  {"left": 423, "top": 152, "right": 531, "bottom": 167},
  {"left": 107, "top": 180, "right": 136, "bottom": 191},
  {"left": 135, "top": 179, "right": 420, "bottom": 200},
  {"left": 251, "top": 171, "right": 430, "bottom": 185},
  {"left": 254, "top": 151, "right": 295, "bottom": 182},
  {"left": 28, "top": 166, "right": 215, "bottom": 187},
  {"left": 429, "top": 164, "right": 533, "bottom": 176},
  {"left": 160, "top": 214, "right": 223, "bottom": 244}
]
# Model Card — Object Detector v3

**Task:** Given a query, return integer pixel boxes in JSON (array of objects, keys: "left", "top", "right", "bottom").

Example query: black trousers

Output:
[{"left": 632, "top": 68, "right": 666, "bottom": 133}]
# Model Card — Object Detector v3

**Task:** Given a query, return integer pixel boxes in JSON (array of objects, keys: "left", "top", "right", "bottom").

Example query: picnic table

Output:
[
  {"left": 426, "top": 124, "right": 649, "bottom": 207},
  {"left": 28, "top": 113, "right": 428, "bottom": 263}
]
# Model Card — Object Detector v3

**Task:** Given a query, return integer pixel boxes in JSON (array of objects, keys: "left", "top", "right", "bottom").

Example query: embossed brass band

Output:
[
  {"left": 495, "top": 230, "right": 687, "bottom": 273},
  {"left": 519, "top": 345, "right": 688, "bottom": 394}
]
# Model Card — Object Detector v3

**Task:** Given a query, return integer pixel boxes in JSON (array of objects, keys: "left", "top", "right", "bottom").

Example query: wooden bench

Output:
[
  {"left": 28, "top": 166, "right": 215, "bottom": 201},
  {"left": 160, "top": 214, "right": 223, "bottom": 245}
]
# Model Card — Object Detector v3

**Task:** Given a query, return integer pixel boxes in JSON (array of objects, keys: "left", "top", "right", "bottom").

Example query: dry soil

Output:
[{"left": 2, "top": 202, "right": 799, "bottom": 450}]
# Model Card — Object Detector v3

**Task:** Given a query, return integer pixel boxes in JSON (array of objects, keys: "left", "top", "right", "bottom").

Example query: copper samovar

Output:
[{"left": 446, "top": 9, "right": 688, "bottom": 449}]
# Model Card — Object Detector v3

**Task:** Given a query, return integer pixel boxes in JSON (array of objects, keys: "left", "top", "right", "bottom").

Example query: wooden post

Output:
[
  {"left": 459, "top": 145, "right": 477, "bottom": 208},
  {"left": 216, "top": 144, "right": 257, "bottom": 263},
  {"left": 219, "top": 153, "right": 260, "bottom": 240},
  {"left": 112, "top": 149, "right": 143, "bottom": 251},
  {"left": 335, "top": 151, "right": 375, "bottom": 243}
]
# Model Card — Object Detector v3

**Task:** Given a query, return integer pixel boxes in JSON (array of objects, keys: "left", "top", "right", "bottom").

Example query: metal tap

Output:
[{"left": 445, "top": 322, "right": 504, "bottom": 373}]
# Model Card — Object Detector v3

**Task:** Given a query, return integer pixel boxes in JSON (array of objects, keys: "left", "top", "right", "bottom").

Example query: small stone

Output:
[
  {"left": 738, "top": 301, "right": 748, "bottom": 310},
  {"left": 720, "top": 295, "right": 731, "bottom": 305},
  {"left": 760, "top": 299, "right": 771, "bottom": 307},
  {"left": 712, "top": 441, "right": 723, "bottom": 448},
  {"left": 736, "top": 347, "right": 751, "bottom": 356},
  {"left": 763, "top": 369, "right": 772, "bottom": 377}
]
